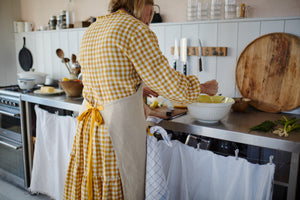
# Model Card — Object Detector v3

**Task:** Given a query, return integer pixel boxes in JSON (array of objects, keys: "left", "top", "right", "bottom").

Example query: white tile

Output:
[
  {"left": 164, "top": 25, "right": 181, "bottom": 67},
  {"left": 217, "top": 22, "right": 238, "bottom": 97},
  {"left": 181, "top": 24, "right": 198, "bottom": 76},
  {"left": 198, "top": 23, "right": 218, "bottom": 83},
  {"left": 285, "top": 19, "right": 300, "bottom": 37},
  {"left": 261, "top": 20, "right": 284, "bottom": 35}
]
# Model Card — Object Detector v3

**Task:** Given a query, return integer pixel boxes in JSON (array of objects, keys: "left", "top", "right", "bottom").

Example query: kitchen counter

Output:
[
  {"left": 149, "top": 108, "right": 300, "bottom": 153},
  {"left": 21, "top": 92, "right": 300, "bottom": 152},
  {"left": 21, "top": 93, "right": 82, "bottom": 112},
  {"left": 20, "top": 93, "right": 300, "bottom": 199}
]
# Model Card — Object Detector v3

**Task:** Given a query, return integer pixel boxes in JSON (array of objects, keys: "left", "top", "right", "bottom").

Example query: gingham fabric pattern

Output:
[
  {"left": 146, "top": 126, "right": 172, "bottom": 200},
  {"left": 64, "top": 10, "right": 202, "bottom": 200}
]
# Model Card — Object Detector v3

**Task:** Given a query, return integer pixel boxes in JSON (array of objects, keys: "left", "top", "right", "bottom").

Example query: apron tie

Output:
[{"left": 77, "top": 102, "right": 104, "bottom": 200}]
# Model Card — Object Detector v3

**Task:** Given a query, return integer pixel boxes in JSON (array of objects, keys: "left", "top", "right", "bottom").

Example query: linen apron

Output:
[{"left": 79, "top": 83, "right": 147, "bottom": 200}]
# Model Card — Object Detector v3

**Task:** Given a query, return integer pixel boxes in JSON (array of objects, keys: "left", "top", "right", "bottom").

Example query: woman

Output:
[{"left": 64, "top": 0, "right": 218, "bottom": 199}]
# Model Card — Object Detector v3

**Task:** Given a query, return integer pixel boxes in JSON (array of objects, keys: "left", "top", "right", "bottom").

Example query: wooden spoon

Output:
[
  {"left": 56, "top": 49, "right": 72, "bottom": 74},
  {"left": 71, "top": 54, "right": 77, "bottom": 64}
]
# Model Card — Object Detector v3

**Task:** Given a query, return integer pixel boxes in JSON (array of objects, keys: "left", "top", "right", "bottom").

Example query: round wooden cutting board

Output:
[{"left": 236, "top": 32, "right": 300, "bottom": 113}]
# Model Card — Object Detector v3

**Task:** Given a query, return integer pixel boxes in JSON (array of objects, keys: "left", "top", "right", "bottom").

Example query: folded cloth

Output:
[
  {"left": 146, "top": 126, "right": 172, "bottom": 200},
  {"left": 29, "top": 106, "right": 77, "bottom": 200},
  {"left": 158, "top": 140, "right": 275, "bottom": 200}
]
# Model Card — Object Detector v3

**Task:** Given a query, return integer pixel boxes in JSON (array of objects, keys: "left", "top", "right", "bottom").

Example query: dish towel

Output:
[
  {"left": 146, "top": 126, "right": 172, "bottom": 200},
  {"left": 29, "top": 105, "right": 77, "bottom": 200},
  {"left": 158, "top": 139, "right": 275, "bottom": 200}
]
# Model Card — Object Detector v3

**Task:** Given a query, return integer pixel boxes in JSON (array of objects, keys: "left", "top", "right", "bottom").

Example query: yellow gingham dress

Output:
[{"left": 63, "top": 10, "right": 201, "bottom": 200}]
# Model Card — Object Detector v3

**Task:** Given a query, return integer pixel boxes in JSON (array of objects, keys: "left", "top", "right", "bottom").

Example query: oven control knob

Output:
[{"left": 12, "top": 102, "right": 16, "bottom": 106}]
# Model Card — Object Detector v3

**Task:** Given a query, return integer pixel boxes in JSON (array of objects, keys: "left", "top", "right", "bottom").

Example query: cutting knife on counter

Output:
[
  {"left": 173, "top": 39, "right": 179, "bottom": 70},
  {"left": 198, "top": 39, "right": 203, "bottom": 72},
  {"left": 181, "top": 38, "right": 188, "bottom": 76}
]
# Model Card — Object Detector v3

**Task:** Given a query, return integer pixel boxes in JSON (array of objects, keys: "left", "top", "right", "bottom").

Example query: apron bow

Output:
[{"left": 77, "top": 102, "right": 104, "bottom": 200}]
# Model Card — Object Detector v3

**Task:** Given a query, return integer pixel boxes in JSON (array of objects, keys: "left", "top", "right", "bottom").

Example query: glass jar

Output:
[
  {"left": 210, "top": 0, "right": 222, "bottom": 20},
  {"left": 49, "top": 16, "right": 57, "bottom": 30},
  {"left": 187, "top": 0, "right": 198, "bottom": 21},
  {"left": 224, "top": 0, "right": 236, "bottom": 19},
  {"left": 197, "top": 0, "right": 210, "bottom": 20}
]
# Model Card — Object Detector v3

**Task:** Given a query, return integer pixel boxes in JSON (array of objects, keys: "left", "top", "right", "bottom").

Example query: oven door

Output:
[{"left": 0, "top": 106, "right": 26, "bottom": 187}]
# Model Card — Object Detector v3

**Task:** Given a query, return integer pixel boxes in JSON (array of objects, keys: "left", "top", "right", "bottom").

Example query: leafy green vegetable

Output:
[
  {"left": 249, "top": 116, "right": 300, "bottom": 137},
  {"left": 249, "top": 120, "right": 276, "bottom": 132},
  {"left": 273, "top": 116, "right": 300, "bottom": 137}
]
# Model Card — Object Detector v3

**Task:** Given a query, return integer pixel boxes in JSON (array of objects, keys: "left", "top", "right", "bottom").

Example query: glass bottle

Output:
[
  {"left": 210, "top": 0, "right": 222, "bottom": 20},
  {"left": 66, "top": 0, "right": 75, "bottom": 28}
]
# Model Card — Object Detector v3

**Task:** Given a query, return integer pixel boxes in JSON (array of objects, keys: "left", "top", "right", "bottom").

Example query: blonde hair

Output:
[{"left": 109, "top": 0, "right": 154, "bottom": 20}]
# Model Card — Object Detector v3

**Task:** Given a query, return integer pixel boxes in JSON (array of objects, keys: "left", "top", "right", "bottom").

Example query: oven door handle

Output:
[
  {"left": 0, "top": 139, "right": 22, "bottom": 150},
  {"left": 0, "top": 110, "right": 20, "bottom": 118}
]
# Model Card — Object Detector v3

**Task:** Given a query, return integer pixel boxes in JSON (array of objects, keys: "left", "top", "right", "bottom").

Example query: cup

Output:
[
  {"left": 211, "top": 0, "right": 222, "bottom": 20},
  {"left": 224, "top": 0, "right": 236, "bottom": 19},
  {"left": 197, "top": 1, "right": 210, "bottom": 20},
  {"left": 24, "top": 22, "right": 33, "bottom": 32},
  {"left": 14, "top": 21, "right": 24, "bottom": 32},
  {"left": 187, "top": 0, "right": 198, "bottom": 21}
]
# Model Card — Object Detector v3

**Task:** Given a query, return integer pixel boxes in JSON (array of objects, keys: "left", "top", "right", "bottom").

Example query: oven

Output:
[{"left": 0, "top": 86, "right": 30, "bottom": 188}]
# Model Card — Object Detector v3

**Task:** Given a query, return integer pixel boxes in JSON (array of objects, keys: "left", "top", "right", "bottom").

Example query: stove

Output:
[{"left": 0, "top": 85, "right": 30, "bottom": 188}]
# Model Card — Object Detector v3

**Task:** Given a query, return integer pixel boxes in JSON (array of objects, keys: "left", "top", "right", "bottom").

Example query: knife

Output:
[
  {"left": 198, "top": 39, "right": 203, "bottom": 72},
  {"left": 181, "top": 38, "right": 187, "bottom": 75},
  {"left": 173, "top": 39, "right": 179, "bottom": 70}
]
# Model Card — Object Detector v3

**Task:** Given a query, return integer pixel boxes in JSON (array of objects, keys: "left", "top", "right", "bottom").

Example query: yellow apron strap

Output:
[
  {"left": 77, "top": 102, "right": 104, "bottom": 200},
  {"left": 147, "top": 127, "right": 154, "bottom": 136}
]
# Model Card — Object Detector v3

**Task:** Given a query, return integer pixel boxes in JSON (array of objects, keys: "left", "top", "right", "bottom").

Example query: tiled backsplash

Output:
[{"left": 14, "top": 17, "right": 300, "bottom": 97}]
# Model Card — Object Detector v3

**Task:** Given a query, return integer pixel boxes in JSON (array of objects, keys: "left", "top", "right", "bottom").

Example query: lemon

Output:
[
  {"left": 150, "top": 100, "right": 159, "bottom": 108},
  {"left": 62, "top": 77, "right": 70, "bottom": 81}
]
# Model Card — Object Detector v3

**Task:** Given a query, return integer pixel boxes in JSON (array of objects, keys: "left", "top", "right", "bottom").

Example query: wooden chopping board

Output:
[
  {"left": 236, "top": 32, "right": 300, "bottom": 113},
  {"left": 144, "top": 103, "right": 187, "bottom": 119}
]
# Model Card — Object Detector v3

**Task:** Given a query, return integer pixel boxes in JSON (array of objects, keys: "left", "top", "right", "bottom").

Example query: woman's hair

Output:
[{"left": 108, "top": 0, "right": 154, "bottom": 20}]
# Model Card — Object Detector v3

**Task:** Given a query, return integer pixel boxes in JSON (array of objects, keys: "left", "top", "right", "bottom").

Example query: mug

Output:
[
  {"left": 13, "top": 21, "right": 24, "bottom": 32},
  {"left": 24, "top": 22, "right": 33, "bottom": 32}
]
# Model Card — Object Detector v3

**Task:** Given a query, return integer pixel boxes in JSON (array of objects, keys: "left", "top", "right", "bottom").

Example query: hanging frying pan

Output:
[{"left": 18, "top": 37, "right": 33, "bottom": 71}]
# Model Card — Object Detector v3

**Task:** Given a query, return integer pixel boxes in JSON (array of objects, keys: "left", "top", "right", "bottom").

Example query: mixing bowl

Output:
[
  {"left": 17, "top": 78, "right": 36, "bottom": 90},
  {"left": 232, "top": 97, "right": 251, "bottom": 112},
  {"left": 187, "top": 95, "right": 235, "bottom": 123},
  {"left": 59, "top": 80, "right": 83, "bottom": 97}
]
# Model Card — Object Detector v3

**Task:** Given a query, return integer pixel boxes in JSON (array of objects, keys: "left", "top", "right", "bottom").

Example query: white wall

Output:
[
  {"left": 18, "top": 0, "right": 300, "bottom": 29},
  {"left": 0, "top": 0, "right": 21, "bottom": 86},
  {"left": 12, "top": 17, "right": 300, "bottom": 98}
]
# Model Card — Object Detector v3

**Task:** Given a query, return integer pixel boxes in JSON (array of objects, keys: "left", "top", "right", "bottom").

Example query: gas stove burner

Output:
[
  {"left": 0, "top": 84, "right": 40, "bottom": 93},
  {"left": 1, "top": 85, "right": 21, "bottom": 92}
]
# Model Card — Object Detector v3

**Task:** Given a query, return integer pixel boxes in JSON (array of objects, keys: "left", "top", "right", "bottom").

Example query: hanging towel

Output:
[
  {"left": 158, "top": 140, "right": 275, "bottom": 200},
  {"left": 146, "top": 126, "right": 172, "bottom": 200},
  {"left": 29, "top": 105, "right": 77, "bottom": 200}
]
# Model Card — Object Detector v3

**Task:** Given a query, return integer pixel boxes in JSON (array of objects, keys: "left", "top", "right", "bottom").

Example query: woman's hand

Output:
[
  {"left": 200, "top": 79, "right": 218, "bottom": 96},
  {"left": 143, "top": 86, "right": 158, "bottom": 97}
]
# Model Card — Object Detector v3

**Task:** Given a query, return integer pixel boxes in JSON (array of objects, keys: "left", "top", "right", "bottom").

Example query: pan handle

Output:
[{"left": 23, "top": 37, "right": 26, "bottom": 47}]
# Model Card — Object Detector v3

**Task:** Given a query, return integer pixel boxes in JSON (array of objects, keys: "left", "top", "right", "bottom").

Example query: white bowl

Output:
[
  {"left": 18, "top": 71, "right": 47, "bottom": 84},
  {"left": 17, "top": 78, "right": 36, "bottom": 90},
  {"left": 187, "top": 96, "right": 235, "bottom": 123}
]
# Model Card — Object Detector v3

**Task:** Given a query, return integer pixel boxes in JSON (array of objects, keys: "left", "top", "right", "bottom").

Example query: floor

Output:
[{"left": 0, "top": 178, "right": 52, "bottom": 200}]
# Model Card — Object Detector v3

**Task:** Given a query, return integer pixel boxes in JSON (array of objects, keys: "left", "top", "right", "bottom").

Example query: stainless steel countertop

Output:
[
  {"left": 20, "top": 93, "right": 82, "bottom": 112},
  {"left": 149, "top": 108, "right": 300, "bottom": 153},
  {"left": 20, "top": 92, "right": 300, "bottom": 153}
]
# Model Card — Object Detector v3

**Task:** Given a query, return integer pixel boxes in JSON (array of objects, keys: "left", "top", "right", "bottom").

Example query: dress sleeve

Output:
[{"left": 125, "top": 25, "right": 201, "bottom": 104}]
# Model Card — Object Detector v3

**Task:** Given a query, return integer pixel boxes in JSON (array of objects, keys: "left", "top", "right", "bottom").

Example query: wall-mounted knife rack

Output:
[{"left": 171, "top": 46, "right": 227, "bottom": 56}]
